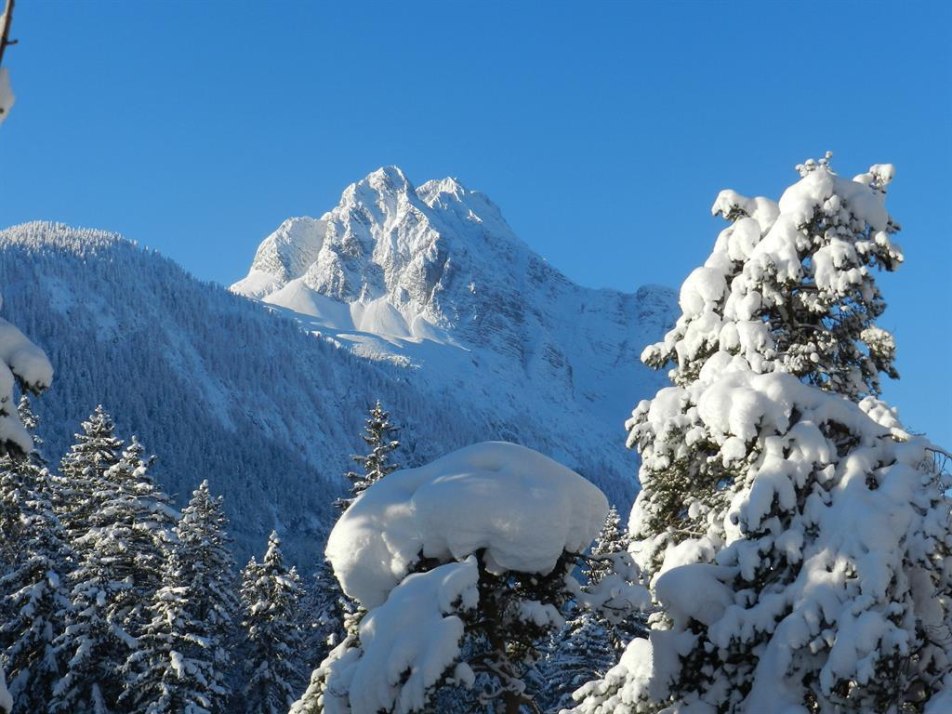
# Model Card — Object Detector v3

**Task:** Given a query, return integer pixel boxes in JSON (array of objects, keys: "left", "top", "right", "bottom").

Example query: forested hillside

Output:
[{"left": 0, "top": 221, "right": 675, "bottom": 564}]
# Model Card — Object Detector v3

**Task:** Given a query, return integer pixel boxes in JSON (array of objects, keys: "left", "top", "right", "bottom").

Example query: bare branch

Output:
[{"left": 0, "top": 0, "right": 15, "bottom": 70}]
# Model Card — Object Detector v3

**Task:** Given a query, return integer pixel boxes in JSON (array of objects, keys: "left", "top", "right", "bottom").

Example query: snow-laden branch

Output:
[{"left": 0, "top": 0, "right": 16, "bottom": 123}]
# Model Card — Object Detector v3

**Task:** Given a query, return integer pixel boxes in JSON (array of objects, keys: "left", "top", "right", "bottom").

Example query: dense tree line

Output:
[{"left": 0, "top": 405, "right": 313, "bottom": 713}]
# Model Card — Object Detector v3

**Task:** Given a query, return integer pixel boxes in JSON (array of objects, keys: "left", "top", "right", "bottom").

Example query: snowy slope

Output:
[
  {"left": 233, "top": 166, "right": 677, "bottom": 477},
  {"left": 0, "top": 214, "right": 674, "bottom": 567}
]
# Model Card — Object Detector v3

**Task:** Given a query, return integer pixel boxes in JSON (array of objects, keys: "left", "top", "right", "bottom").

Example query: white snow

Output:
[
  {"left": 647, "top": 159, "right": 903, "bottom": 400},
  {"left": 621, "top": 361, "right": 951, "bottom": 711},
  {"left": 0, "top": 68, "right": 13, "bottom": 125},
  {"left": 0, "top": 301, "right": 54, "bottom": 452},
  {"left": 326, "top": 441, "right": 609, "bottom": 608},
  {"left": 323, "top": 558, "right": 479, "bottom": 714}
]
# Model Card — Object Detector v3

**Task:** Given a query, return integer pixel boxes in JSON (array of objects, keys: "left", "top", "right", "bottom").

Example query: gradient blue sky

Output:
[{"left": 1, "top": 1, "right": 949, "bottom": 446}]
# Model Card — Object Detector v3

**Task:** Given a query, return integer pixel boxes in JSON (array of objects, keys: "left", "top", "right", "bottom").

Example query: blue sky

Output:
[{"left": 1, "top": 1, "right": 949, "bottom": 445}]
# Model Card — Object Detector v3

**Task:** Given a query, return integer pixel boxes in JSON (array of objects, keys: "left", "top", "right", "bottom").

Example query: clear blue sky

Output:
[{"left": 1, "top": 1, "right": 950, "bottom": 446}]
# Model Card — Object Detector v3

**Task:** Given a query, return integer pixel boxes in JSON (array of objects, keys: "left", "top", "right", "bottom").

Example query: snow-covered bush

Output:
[
  {"left": 573, "top": 158, "right": 952, "bottom": 713},
  {"left": 293, "top": 441, "right": 619, "bottom": 714}
]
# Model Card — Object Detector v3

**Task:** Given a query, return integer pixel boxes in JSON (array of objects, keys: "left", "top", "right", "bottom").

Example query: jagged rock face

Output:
[
  {"left": 233, "top": 166, "right": 675, "bottom": 385},
  {"left": 235, "top": 167, "right": 538, "bottom": 357},
  {"left": 246, "top": 217, "right": 327, "bottom": 290}
]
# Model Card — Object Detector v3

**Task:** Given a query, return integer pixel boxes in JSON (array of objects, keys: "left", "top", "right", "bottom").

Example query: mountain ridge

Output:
[
  {"left": 232, "top": 166, "right": 677, "bottom": 443},
  {"left": 0, "top": 177, "right": 676, "bottom": 567}
]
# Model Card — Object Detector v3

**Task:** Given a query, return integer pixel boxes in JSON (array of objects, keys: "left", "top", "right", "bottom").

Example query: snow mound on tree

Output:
[
  {"left": 318, "top": 558, "right": 479, "bottom": 714},
  {"left": 326, "top": 441, "right": 609, "bottom": 608}
]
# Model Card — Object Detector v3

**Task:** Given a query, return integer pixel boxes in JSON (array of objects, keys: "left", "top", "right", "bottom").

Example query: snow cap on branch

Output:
[
  {"left": 0, "top": 306, "right": 53, "bottom": 454},
  {"left": 326, "top": 441, "right": 609, "bottom": 608}
]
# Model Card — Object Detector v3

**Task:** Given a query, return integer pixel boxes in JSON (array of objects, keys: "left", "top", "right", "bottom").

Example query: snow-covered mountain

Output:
[
  {"left": 0, "top": 176, "right": 674, "bottom": 567},
  {"left": 232, "top": 166, "right": 676, "bottom": 463}
]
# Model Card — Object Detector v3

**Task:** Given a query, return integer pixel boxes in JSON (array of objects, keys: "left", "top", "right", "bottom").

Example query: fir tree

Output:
[
  {"left": 122, "top": 480, "right": 238, "bottom": 714},
  {"left": 0, "top": 397, "right": 45, "bottom": 569},
  {"left": 0, "top": 399, "right": 72, "bottom": 709},
  {"left": 573, "top": 158, "right": 952, "bottom": 712},
  {"left": 54, "top": 406, "right": 124, "bottom": 547},
  {"left": 240, "top": 531, "right": 306, "bottom": 714},
  {"left": 50, "top": 530, "right": 138, "bottom": 713},
  {"left": 52, "top": 421, "right": 177, "bottom": 713},
  {"left": 0, "top": 470, "right": 72, "bottom": 710},
  {"left": 97, "top": 436, "right": 177, "bottom": 641},
  {"left": 340, "top": 400, "right": 400, "bottom": 510},
  {"left": 531, "top": 614, "right": 616, "bottom": 713},
  {"left": 583, "top": 507, "right": 645, "bottom": 652},
  {"left": 302, "top": 442, "right": 620, "bottom": 714},
  {"left": 643, "top": 153, "right": 901, "bottom": 400},
  {"left": 585, "top": 507, "right": 628, "bottom": 588},
  {"left": 533, "top": 509, "right": 642, "bottom": 712},
  {"left": 300, "top": 559, "right": 345, "bottom": 668}
]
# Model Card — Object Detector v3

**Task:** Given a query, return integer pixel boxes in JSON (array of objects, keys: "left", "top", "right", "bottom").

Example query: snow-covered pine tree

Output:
[
  {"left": 0, "top": 467, "right": 72, "bottom": 710},
  {"left": 50, "top": 526, "right": 138, "bottom": 713},
  {"left": 54, "top": 406, "right": 124, "bottom": 547},
  {"left": 531, "top": 614, "right": 615, "bottom": 714},
  {"left": 52, "top": 426, "right": 176, "bottom": 713},
  {"left": 586, "top": 507, "right": 628, "bottom": 587},
  {"left": 240, "top": 531, "right": 306, "bottom": 714},
  {"left": 585, "top": 507, "right": 646, "bottom": 652},
  {"left": 339, "top": 400, "right": 400, "bottom": 510},
  {"left": 96, "top": 436, "right": 177, "bottom": 641},
  {"left": 0, "top": 398, "right": 41, "bottom": 569},
  {"left": 572, "top": 158, "right": 952, "bottom": 713},
  {"left": 532, "top": 508, "right": 643, "bottom": 712},
  {"left": 122, "top": 480, "right": 238, "bottom": 714},
  {"left": 300, "top": 559, "right": 345, "bottom": 669},
  {"left": 643, "top": 153, "right": 900, "bottom": 401},
  {"left": 0, "top": 398, "right": 72, "bottom": 709}
]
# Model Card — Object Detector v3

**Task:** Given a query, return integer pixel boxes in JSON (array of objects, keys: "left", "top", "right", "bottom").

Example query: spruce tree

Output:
[
  {"left": 123, "top": 480, "right": 238, "bottom": 714},
  {"left": 532, "top": 614, "right": 616, "bottom": 713},
  {"left": 533, "top": 508, "right": 642, "bottom": 712},
  {"left": 585, "top": 507, "right": 628, "bottom": 588},
  {"left": 573, "top": 158, "right": 952, "bottom": 712},
  {"left": 0, "top": 397, "right": 45, "bottom": 568},
  {"left": 50, "top": 529, "right": 137, "bottom": 713},
  {"left": 54, "top": 406, "right": 124, "bottom": 547},
  {"left": 643, "top": 153, "right": 901, "bottom": 400},
  {"left": 300, "top": 559, "right": 345, "bottom": 668},
  {"left": 97, "top": 436, "right": 177, "bottom": 641},
  {"left": 300, "top": 442, "right": 615, "bottom": 714},
  {"left": 240, "top": 531, "right": 306, "bottom": 714},
  {"left": 340, "top": 400, "right": 400, "bottom": 509},
  {"left": 0, "top": 399, "right": 72, "bottom": 709},
  {"left": 53, "top": 420, "right": 177, "bottom": 713},
  {"left": 0, "top": 470, "right": 72, "bottom": 710}
]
